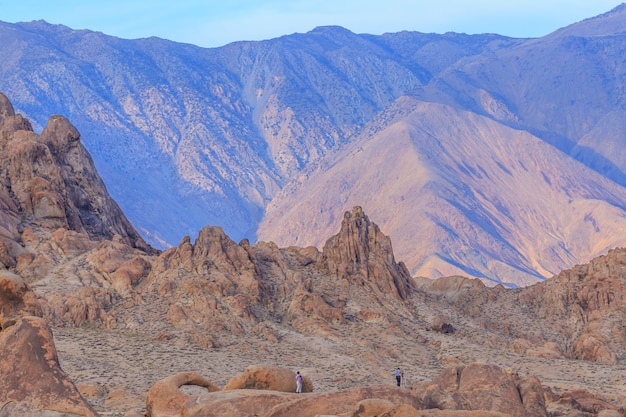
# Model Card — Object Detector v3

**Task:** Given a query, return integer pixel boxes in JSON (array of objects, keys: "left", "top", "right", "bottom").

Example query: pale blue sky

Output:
[{"left": 0, "top": 0, "right": 623, "bottom": 48}]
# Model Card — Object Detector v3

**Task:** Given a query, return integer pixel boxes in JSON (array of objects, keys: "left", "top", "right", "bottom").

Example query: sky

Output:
[{"left": 0, "top": 0, "right": 623, "bottom": 48}]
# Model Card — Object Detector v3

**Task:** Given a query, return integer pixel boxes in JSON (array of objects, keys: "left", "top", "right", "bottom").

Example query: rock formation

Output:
[
  {"left": 0, "top": 91, "right": 153, "bottom": 273},
  {"left": 144, "top": 363, "right": 554, "bottom": 417},
  {"left": 516, "top": 247, "right": 626, "bottom": 364},
  {"left": 0, "top": 271, "right": 98, "bottom": 416},
  {"left": 223, "top": 366, "right": 313, "bottom": 393},
  {"left": 117, "top": 205, "right": 419, "bottom": 344},
  {"left": 321, "top": 206, "right": 415, "bottom": 301},
  {"left": 416, "top": 363, "right": 547, "bottom": 417},
  {"left": 0, "top": 269, "right": 42, "bottom": 328},
  {"left": 146, "top": 372, "right": 219, "bottom": 417},
  {"left": 1, "top": 92, "right": 625, "bottom": 416}
]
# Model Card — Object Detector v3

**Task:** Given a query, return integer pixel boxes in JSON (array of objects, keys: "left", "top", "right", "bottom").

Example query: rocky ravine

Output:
[{"left": 1, "top": 93, "right": 626, "bottom": 416}]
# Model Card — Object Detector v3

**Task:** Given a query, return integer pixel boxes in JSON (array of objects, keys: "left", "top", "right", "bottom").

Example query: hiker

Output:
[
  {"left": 395, "top": 368, "right": 402, "bottom": 386},
  {"left": 296, "top": 371, "right": 303, "bottom": 393}
]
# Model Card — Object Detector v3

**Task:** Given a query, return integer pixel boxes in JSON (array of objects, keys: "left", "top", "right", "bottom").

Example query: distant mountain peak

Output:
[{"left": 549, "top": 3, "right": 626, "bottom": 37}]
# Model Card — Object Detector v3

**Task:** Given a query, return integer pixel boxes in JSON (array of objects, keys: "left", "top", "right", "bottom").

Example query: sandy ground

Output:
[{"left": 52, "top": 321, "right": 626, "bottom": 416}]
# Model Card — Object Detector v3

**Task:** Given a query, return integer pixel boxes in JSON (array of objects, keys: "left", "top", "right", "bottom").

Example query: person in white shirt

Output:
[{"left": 296, "top": 371, "right": 303, "bottom": 393}]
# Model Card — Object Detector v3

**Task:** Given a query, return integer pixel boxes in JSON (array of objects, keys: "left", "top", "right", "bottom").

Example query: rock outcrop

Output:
[
  {"left": 321, "top": 206, "right": 415, "bottom": 302},
  {"left": 223, "top": 365, "right": 313, "bottom": 393},
  {"left": 119, "top": 206, "right": 420, "bottom": 344},
  {"left": 0, "top": 270, "right": 42, "bottom": 328},
  {"left": 417, "top": 363, "right": 547, "bottom": 417},
  {"left": 0, "top": 271, "right": 98, "bottom": 416},
  {"left": 0, "top": 91, "right": 153, "bottom": 275},
  {"left": 517, "top": 247, "right": 626, "bottom": 364},
  {"left": 147, "top": 372, "right": 219, "bottom": 417},
  {"left": 144, "top": 363, "right": 552, "bottom": 417}
]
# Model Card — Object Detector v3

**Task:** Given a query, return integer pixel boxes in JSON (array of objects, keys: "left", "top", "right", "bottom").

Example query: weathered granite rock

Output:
[
  {"left": 223, "top": 365, "right": 313, "bottom": 393},
  {"left": 182, "top": 390, "right": 295, "bottom": 417},
  {"left": 321, "top": 206, "right": 415, "bottom": 301},
  {"left": 146, "top": 372, "right": 219, "bottom": 417},
  {"left": 0, "top": 93, "right": 153, "bottom": 271},
  {"left": 264, "top": 385, "right": 423, "bottom": 417},
  {"left": 0, "top": 269, "right": 42, "bottom": 329},
  {"left": 432, "top": 315, "right": 455, "bottom": 334},
  {"left": 417, "top": 363, "right": 548, "bottom": 417},
  {"left": 557, "top": 389, "right": 620, "bottom": 414},
  {"left": 0, "top": 91, "right": 15, "bottom": 120},
  {"left": 0, "top": 316, "right": 98, "bottom": 417},
  {"left": 518, "top": 247, "right": 626, "bottom": 364}
]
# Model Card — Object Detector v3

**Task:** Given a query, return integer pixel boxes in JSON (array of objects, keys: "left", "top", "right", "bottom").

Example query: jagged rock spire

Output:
[
  {"left": 322, "top": 206, "right": 414, "bottom": 300},
  {"left": 0, "top": 92, "right": 15, "bottom": 120},
  {"left": 0, "top": 92, "right": 153, "bottom": 255}
]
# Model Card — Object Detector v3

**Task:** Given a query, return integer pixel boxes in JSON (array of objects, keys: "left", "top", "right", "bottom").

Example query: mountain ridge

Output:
[
  {"left": 2, "top": 5, "right": 626, "bottom": 285},
  {"left": 259, "top": 97, "right": 626, "bottom": 285}
]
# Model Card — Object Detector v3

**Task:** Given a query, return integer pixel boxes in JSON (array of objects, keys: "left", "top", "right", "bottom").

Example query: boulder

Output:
[
  {"left": 223, "top": 365, "right": 313, "bottom": 393},
  {"left": 146, "top": 372, "right": 219, "bottom": 417},
  {"left": 0, "top": 316, "right": 98, "bottom": 417},
  {"left": 557, "top": 389, "right": 620, "bottom": 414},
  {"left": 432, "top": 315, "right": 455, "bottom": 333},
  {"left": 572, "top": 333, "right": 616, "bottom": 364},
  {"left": 348, "top": 398, "right": 395, "bottom": 416},
  {"left": 0, "top": 270, "right": 42, "bottom": 329},
  {"left": 417, "top": 363, "right": 548, "bottom": 417}
]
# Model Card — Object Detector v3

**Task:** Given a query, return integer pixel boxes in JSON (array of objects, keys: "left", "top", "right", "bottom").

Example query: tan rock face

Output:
[
  {"left": 557, "top": 389, "right": 620, "bottom": 414},
  {"left": 517, "top": 247, "right": 626, "bottom": 363},
  {"left": 18, "top": 234, "right": 153, "bottom": 327},
  {"left": 418, "top": 363, "right": 547, "bottom": 417},
  {"left": 0, "top": 316, "right": 98, "bottom": 417},
  {"left": 0, "top": 270, "right": 42, "bottom": 329},
  {"left": 572, "top": 333, "right": 616, "bottom": 364},
  {"left": 321, "top": 206, "right": 415, "bottom": 301},
  {"left": 0, "top": 263, "right": 97, "bottom": 416},
  {"left": 0, "top": 93, "right": 153, "bottom": 273},
  {"left": 223, "top": 365, "right": 313, "bottom": 393}
]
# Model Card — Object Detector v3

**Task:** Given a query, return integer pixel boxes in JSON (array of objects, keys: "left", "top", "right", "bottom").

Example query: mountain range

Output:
[{"left": 2, "top": 5, "right": 626, "bottom": 285}]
